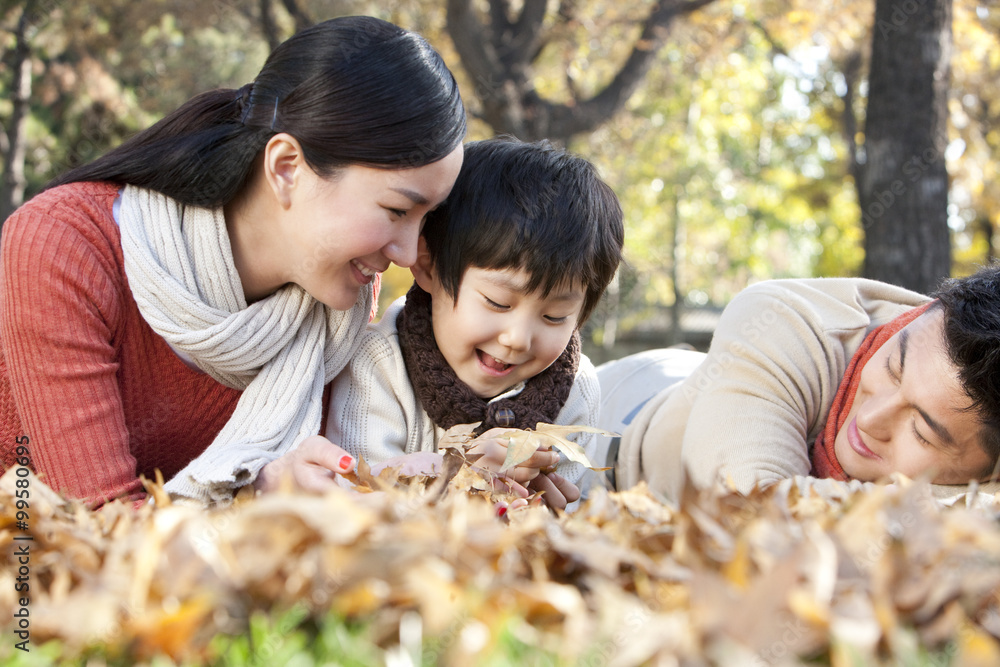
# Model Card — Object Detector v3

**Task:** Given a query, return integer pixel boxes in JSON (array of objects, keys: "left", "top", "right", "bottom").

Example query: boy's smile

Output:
[{"left": 417, "top": 265, "right": 585, "bottom": 399}]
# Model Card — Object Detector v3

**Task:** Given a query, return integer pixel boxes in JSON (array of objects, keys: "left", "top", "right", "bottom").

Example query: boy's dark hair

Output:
[
  {"left": 931, "top": 263, "right": 1000, "bottom": 479},
  {"left": 421, "top": 137, "right": 624, "bottom": 325}
]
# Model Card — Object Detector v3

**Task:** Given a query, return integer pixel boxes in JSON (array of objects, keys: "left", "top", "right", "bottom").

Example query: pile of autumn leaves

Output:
[{"left": 3, "top": 425, "right": 1000, "bottom": 666}]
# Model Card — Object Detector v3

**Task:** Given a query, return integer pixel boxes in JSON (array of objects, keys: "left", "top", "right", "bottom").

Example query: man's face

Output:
[{"left": 834, "top": 308, "right": 992, "bottom": 484}]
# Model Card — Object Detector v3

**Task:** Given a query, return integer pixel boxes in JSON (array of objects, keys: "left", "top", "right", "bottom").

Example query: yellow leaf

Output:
[
  {"left": 532, "top": 423, "right": 618, "bottom": 469},
  {"left": 499, "top": 430, "right": 545, "bottom": 473}
]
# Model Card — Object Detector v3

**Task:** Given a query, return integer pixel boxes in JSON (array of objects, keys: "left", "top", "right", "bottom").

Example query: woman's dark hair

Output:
[
  {"left": 931, "top": 263, "right": 1000, "bottom": 479},
  {"left": 45, "top": 16, "right": 466, "bottom": 207},
  {"left": 421, "top": 136, "right": 624, "bottom": 326}
]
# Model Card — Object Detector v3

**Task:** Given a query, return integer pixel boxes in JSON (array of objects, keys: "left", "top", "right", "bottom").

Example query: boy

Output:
[{"left": 327, "top": 137, "right": 625, "bottom": 509}]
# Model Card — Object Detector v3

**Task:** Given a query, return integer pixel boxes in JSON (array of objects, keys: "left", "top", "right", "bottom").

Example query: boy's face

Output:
[
  {"left": 833, "top": 308, "right": 991, "bottom": 484},
  {"left": 424, "top": 266, "right": 586, "bottom": 399}
]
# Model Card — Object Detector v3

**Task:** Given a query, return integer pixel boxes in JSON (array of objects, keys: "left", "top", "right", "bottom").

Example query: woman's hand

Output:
[{"left": 253, "top": 435, "right": 355, "bottom": 494}]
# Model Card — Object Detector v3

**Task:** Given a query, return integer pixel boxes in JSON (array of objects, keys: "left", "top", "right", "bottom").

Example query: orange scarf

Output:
[{"left": 810, "top": 302, "right": 932, "bottom": 480}]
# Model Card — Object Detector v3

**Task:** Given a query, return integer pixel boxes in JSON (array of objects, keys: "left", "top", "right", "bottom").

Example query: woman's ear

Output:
[
  {"left": 410, "top": 236, "right": 436, "bottom": 292},
  {"left": 263, "top": 133, "right": 305, "bottom": 209}
]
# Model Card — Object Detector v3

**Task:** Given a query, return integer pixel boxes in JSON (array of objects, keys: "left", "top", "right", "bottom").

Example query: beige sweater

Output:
[
  {"left": 609, "top": 278, "right": 1000, "bottom": 504},
  {"left": 327, "top": 296, "right": 601, "bottom": 483}
]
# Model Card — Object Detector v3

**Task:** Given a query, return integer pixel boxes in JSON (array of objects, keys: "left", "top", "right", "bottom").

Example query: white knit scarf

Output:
[{"left": 118, "top": 185, "right": 373, "bottom": 504}]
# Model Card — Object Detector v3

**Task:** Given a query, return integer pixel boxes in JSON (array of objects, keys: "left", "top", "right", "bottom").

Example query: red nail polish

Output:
[
  {"left": 339, "top": 455, "right": 353, "bottom": 470},
  {"left": 497, "top": 506, "right": 507, "bottom": 517}
]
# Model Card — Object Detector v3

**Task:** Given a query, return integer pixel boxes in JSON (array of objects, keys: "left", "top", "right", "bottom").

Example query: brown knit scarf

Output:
[
  {"left": 397, "top": 284, "right": 581, "bottom": 435},
  {"left": 811, "top": 302, "right": 932, "bottom": 480}
]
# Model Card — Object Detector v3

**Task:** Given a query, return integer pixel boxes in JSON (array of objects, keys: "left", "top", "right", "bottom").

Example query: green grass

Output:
[{"left": 0, "top": 608, "right": 568, "bottom": 667}]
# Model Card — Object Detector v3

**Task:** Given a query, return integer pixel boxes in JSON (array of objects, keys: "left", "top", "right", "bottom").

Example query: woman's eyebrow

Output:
[{"left": 390, "top": 187, "right": 429, "bottom": 205}]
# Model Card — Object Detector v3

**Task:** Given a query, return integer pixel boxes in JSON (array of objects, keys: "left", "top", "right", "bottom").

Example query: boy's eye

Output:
[
  {"left": 544, "top": 315, "right": 569, "bottom": 324},
  {"left": 483, "top": 296, "right": 508, "bottom": 310}
]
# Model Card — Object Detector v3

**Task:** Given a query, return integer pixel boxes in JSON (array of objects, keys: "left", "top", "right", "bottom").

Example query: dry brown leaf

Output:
[{"left": 4, "top": 452, "right": 1000, "bottom": 666}]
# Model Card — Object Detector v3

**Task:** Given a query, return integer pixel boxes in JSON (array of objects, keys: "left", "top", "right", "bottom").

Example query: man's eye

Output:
[{"left": 884, "top": 354, "right": 900, "bottom": 383}]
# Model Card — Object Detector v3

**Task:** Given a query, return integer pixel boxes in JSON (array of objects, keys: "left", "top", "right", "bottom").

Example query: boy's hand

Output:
[
  {"left": 527, "top": 472, "right": 581, "bottom": 511},
  {"left": 465, "top": 428, "right": 560, "bottom": 485}
]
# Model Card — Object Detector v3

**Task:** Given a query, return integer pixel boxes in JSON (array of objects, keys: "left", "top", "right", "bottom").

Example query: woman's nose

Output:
[{"left": 384, "top": 221, "right": 422, "bottom": 268}]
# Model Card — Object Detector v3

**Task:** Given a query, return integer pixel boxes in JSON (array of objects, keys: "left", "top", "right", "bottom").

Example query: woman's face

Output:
[
  {"left": 285, "top": 144, "right": 464, "bottom": 310},
  {"left": 833, "top": 308, "right": 991, "bottom": 484}
]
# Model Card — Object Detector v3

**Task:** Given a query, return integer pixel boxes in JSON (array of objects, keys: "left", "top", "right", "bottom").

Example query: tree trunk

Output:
[
  {"left": 859, "top": 0, "right": 952, "bottom": 293},
  {"left": 0, "top": 4, "right": 34, "bottom": 226}
]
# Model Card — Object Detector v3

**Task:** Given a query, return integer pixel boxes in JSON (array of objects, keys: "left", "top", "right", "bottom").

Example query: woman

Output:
[{"left": 0, "top": 16, "right": 466, "bottom": 507}]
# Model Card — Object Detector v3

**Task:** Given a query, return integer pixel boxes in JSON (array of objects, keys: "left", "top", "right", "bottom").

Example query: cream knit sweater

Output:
[
  {"left": 327, "top": 296, "right": 601, "bottom": 484},
  {"left": 608, "top": 278, "right": 1000, "bottom": 504}
]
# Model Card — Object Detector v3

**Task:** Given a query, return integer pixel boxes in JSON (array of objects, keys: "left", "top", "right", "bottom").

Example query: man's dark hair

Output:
[
  {"left": 421, "top": 136, "right": 624, "bottom": 325},
  {"left": 932, "top": 263, "right": 1000, "bottom": 480}
]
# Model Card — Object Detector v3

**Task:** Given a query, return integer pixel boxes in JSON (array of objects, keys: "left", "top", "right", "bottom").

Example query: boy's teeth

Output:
[{"left": 482, "top": 353, "right": 510, "bottom": 371}]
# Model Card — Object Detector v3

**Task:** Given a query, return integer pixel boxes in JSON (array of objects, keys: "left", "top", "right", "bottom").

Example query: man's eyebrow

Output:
[
  {"left": 917, "top": 406, "right": 956, "bottom": 447},
  {"left": 899, "top": 329, "right": 909, "bottom": 371},
  {"left": 390, "top": 187, "right": 429, "bottom": 206},
  {"left": 899, "top": 328, "right": 956, "bottom": 446}
]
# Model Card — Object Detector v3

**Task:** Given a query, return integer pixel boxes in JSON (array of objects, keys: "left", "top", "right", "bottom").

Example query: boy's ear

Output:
[{"left": 410, "top": 236, "right": 436, "bottom": 292}]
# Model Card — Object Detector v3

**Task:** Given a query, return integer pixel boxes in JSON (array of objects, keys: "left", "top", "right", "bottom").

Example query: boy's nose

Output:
[{"left": 498, "top": 321, "right": 531, "bottom": 352}]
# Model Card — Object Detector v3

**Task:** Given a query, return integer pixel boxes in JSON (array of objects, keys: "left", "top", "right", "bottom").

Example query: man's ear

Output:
[
  {"left": 410, "top": 236, "right": 436, "bottom": 292},
  {"left": 263, "top": 133, "right": 305, "bottom": 209}
]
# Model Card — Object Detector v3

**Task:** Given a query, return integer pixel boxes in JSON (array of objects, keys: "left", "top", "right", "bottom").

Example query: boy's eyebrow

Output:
[
  {"left": 389, "top": 187, "right": 429, "bottom": 206},
  {"left": 482, "top": 273, "right": 584, "bottom": 301},
  {"left": 899, "top": 328, "right": 956, "bottom": 447}
]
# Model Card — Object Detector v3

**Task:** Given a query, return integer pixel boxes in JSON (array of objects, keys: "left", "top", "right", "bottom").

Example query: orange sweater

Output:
[{"left": 0, "top": 182, "right": 361, "bottom": 507}]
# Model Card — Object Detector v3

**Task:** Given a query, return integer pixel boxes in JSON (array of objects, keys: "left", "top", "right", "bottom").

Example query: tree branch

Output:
[
  {"left": 503, "top": 0, "right": 549, "bottom": 70},
  {"left": 258, "top": 0, "right": 281, "bottom": 51},
  {"left": 280, "top": 0, "right": 313, "bottom": 33},
  {"left": 554, "top": 0, "right": 720, "bottom": 138}
]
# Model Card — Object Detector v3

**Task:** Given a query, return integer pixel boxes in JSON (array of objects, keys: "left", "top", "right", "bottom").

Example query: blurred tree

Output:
[
  {"left": 856, "top": 0, "right": 952, "bottom": 292},
  {"left": 2, "top": 0, "right": 999, "bottom": 339},
  {"left": 0, "top": 0, "right": 34, "bottom": 223},
  {"left": 444, "top": 0, "right": 719, "bottom": 144}
]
